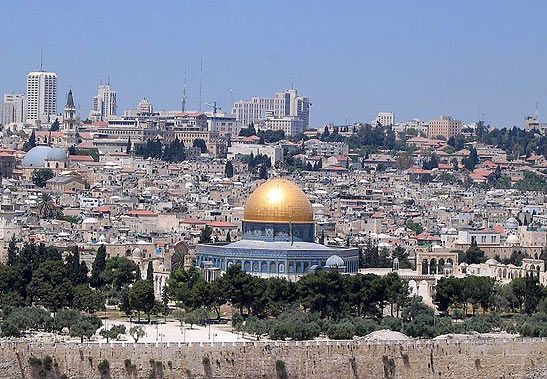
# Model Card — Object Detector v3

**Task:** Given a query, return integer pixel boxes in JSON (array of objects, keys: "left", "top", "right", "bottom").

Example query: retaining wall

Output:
[{"left": 2, "top": 338, "right": 547, "bottom": 378}]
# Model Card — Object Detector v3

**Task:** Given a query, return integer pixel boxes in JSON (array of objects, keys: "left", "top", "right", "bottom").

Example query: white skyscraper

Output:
[
  {"left": 2, "top": 94, "right": 26, "bottom": 123},
  {"left": 26, "top": 71, "right": 58, "bottom": 123},
  {"left": 232, "top": 89, "right": 311, "bottom": 131},
  {"left": 89, "top": 84, "right": 117, "bottom": 122}
]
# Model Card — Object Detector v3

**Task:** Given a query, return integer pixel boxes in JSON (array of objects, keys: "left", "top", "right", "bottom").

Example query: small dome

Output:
[
  {"left": 506, "top": 235, "right": 519, "bottom": 245},
  {"left": 486, "top": 258, "right": 498, "bottom": 265},
  {"left": 3, "top": 187, "right": 11, "bottom": 195},
  {"left": 326, "top": 255, "right": 345, "bottom": 267},
  {"left": 98, "top": 235, "right": 106, "bottom": 241},
  {"left": 46, "top": 147, "right": 68, "bottom": 161},
  {"left": 504, "top": 218, "right": 519, "bottom": 229},
  {"left": 132, "top": 247, "right": 142, "bottom": 257}
]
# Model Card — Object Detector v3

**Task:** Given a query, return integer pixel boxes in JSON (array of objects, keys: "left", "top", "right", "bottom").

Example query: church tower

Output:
[{"left": 63, "top": 89, "right": 79, "bottom": 138}]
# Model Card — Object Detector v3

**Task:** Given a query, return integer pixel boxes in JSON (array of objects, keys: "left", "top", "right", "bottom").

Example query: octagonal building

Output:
[{"left": 196, "top": 178, "right": 359, "bottom": 279}]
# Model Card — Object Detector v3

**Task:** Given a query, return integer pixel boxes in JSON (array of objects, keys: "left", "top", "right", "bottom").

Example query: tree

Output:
[
  {"left": 433, "top": 277, "right": 459, "bottom": 315},
  {"left": 406, "top": 220, "right": 424, "bottom": 235},
  {"left": 459, "top": 242, "right": 486, "bottom": 264},
  {"left": 53, "top": 309, "right": 81, "bottom": 333},
  {"left": 258, "top": 164, "right": 268, "bottom": 180},
  {"left": 199, "top": 225, "right": 213, "bottom": 244},
  {"left": 100, "top": 324, "right": 126, "bottom": 342},
  {"left": 225, "top": 231, "right": 231, "bottom": 242},
  {"left": 102, "top": 257, "right": 138, "bottom": 290},
  {"left": 193, "top": 138, "right": 207, "bottom": 153},
  {"left": 146, "top": 261, "right": 154, "bottom": 283},
  {"left": 129, "top": 279, "right": 155, "bottom": 323},
  {"left": 401, "top": 297, "right": 436, "bottom": 338},
  {"left": 90, "top": 244, "right": 107, "bottom": 288},
  {"left": 161, "top": 286, "right": 169, "bottom": 321},
  {"left": 32, "top": 169, "right": 54, "bottom": 188},
  {"left": 524, "top": 274, "right": 542, "bottom": 315},
  {"left": 463, "top": 147, "right": 479, "bottom": 170},
  {"left": 383, "top": 272, "right": 409, "bottom": 317},
  {"left": 126, "top": 137, "right": 132, "bottom": 154},
  {"left": 322, "top": 125, "right": 330, "bottom": 139},
  {"left": 224, "top": 160, "right": 234, "bottom": 178},
  {"left": 129, "top": 325, "right": 145, "bottom": 342},
  {"left": 23, "top": 130, "right": 36, "bottom": 151},
  {"left": 70, "top": 315, "right": 102, "bottom": 343},
  {"left": 239, "top": 123, "right": 256, "bottom": 137},
  {"left": 49, "top": 119, "right": 60, "bottom": 131},
  {"left": 27, "top": 260, "right": 74, "bottom": 312},
  {"left": 7, "top": 235, "right": 17, "bottom": 267},
  {"left": 119, "top": 285, "right": 133, "bottom": 321},
  {"left": 67, "top": 246, "right": 87, "bottom": 285},
  {"left": 36, "top": 192, "right": 57, "bottom": 218},
  {"left": 218, "top": 265, "right": 255, "bottom": 315},
  {"left": 392, "top": 246, "right": 412, "bottom": 269},
  {"left": 72, "top": 284, "right": 104, "bottom": 313}
]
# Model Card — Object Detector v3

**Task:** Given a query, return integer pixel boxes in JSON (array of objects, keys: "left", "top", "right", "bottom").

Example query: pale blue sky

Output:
[{"left": 1, "top": 0, "right": 546, "bottom": 127}]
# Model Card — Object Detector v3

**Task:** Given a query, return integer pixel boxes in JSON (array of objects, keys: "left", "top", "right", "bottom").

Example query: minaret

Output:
[{"left": 63, "top": 89, "right": 79, "bottom": 139}]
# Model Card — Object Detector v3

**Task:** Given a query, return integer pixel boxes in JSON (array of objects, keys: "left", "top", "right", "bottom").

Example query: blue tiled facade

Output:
[{"left": 196, "top": 219, "right": 360, "bottom": 277}]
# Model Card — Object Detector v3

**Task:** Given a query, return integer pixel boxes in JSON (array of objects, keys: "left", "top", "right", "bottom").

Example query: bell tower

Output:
[{"left": 63, "top": 89, "right": 79, "bottom": 138}]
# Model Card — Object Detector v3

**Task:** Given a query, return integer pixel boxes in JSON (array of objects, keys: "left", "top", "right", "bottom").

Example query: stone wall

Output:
[{"left": 2, "top": 338, "right": 547, "bottom": 379}]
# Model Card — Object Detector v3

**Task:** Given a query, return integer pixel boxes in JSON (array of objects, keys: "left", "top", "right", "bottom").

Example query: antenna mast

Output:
[
  {"left": 182, "top": 68, "right": 187, "bottom": 112},
  {"left": 40, "top": 46, "right": 43, "bottom": 71},
  {"left": 535, "top": 102, "right": 539, "bottom": 120},
  {"left": 199, "top": 58, "right": 203, "bottom": 112}
]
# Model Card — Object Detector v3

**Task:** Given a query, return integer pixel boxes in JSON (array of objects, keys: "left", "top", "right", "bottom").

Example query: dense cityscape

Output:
[{"left": 1, "top": 2, "right": 547, "bottom": 378}]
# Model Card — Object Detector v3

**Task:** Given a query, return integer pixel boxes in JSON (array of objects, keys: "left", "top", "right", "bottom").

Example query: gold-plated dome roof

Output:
[{"left": 243, "top": 178, "right": 314, "bottom": 223}]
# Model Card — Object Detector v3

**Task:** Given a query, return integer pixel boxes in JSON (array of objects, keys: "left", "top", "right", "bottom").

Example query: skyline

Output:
[{"left": 2, "top": 1, "right": 547, "bottom": 127}]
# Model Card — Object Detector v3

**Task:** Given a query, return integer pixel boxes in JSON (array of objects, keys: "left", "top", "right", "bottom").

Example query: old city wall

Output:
[{"left": 1, "top": 338, "right": 547, "bottom": 379}]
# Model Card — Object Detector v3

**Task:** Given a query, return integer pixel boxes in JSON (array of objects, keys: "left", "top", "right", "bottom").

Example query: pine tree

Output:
[
  {"left": 146, "top": 261, "right": 154, "bottom": 283},
  {"left": 226, "top": 231, "right": 232, "bottom": 242},
  {"left": 24, "top": 130, "right": 36, "bottom": 151},
  {"left": 126, "top": 137, "right": 132, "bottom": 154}
]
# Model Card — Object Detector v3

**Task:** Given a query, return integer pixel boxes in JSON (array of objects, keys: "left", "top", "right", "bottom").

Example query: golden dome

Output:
[{"left": 243, "top": 178, "right": 314, "bottom": 223}]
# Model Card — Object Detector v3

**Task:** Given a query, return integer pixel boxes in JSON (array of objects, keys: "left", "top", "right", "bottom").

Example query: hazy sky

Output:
[{"left": 1, "top": 1, "right": 547, "bottom": 128}]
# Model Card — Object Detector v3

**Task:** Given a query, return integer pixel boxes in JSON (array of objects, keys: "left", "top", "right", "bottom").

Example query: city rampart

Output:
[{"left": 1, "top": 338, "right": 547, "bottom": 378}]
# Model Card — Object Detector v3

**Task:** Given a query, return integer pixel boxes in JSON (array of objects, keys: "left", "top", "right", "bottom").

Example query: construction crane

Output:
[{"left": 205, "top": 101, "right": 221, "bottom": 132}]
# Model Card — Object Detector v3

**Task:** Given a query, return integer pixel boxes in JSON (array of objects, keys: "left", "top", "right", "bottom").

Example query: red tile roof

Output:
[{"left": 69, "top": 155, "right": 94, "bottom": 161}]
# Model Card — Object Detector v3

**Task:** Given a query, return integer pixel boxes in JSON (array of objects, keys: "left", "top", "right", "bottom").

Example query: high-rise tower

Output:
[
  {"left": 88, "top": 84, "right": 117, "bottom": 122},
  {"left": 26, "top": 71, "right": 58, "bottom": 123}
]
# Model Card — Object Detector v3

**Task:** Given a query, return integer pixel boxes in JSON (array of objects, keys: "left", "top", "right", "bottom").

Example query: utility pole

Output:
[{"left": 182, "top": 68, "right": 187, "bottom": 112}]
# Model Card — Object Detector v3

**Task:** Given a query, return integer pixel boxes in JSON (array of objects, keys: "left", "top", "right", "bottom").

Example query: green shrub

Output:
[
  {"left": 98, "top": 359, "right": 109, "bottom": 374},
  {"left": 327, "top": 321, "right": 356, "bottom": 340}
]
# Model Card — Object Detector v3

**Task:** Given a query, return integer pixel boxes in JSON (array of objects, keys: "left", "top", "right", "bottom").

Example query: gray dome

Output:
[
  {"left": 46, "top": 147, "right": 68, "bottom": 162},
  {"left": 326, "top": 255, "right": 345, "bottom": 267},
  {"left": 504, "top": 218, "right": 519, "bottom": 229},
  {"left": 22, "top": 146, "right": 53, "bottom": 167}
]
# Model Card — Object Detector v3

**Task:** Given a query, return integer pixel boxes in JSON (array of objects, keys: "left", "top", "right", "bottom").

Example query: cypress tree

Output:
[
  {"left": 146, "top": 261, "right": 154, "bottom": 283},
  {"left": 7, "top": 235, "right": 17, "bottom": 266}
]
